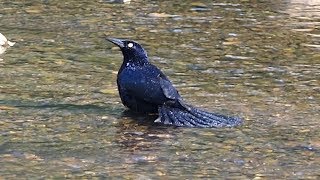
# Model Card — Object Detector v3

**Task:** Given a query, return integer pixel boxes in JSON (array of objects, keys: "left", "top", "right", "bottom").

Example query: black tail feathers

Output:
[{"left": 155, "top": 101, "right": 243, "bottom": 128}]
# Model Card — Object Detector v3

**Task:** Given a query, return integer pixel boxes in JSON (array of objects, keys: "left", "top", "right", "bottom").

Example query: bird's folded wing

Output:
[
  {"left": 158, "top": 74, "right": 180, "bottom": 100},
  {"left": 119, "top": 64, "right": 181, "bottom": 105},
  {"left": 119, "top": 73, "right": 168, "bottom": 105}
]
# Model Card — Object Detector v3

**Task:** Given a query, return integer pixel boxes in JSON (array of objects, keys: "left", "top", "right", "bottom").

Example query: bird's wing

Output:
[
  {"left": 158, "top": 73, "right": 180, "bottom": 100},
  {"left": 119, "top": 64, "right": 181, "bottom": 105},
  {"left": 118, "top": 65, "right": 167, "bottom": 105}
]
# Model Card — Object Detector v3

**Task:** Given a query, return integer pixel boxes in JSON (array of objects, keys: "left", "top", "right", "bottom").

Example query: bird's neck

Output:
[
  {"left": 122, "top": 57, "right": 149, "bottom": 67},
  {"left": 118, "top": 55, "right": 149, "bottom": 74},
  {"left": 122, "top": 52, "right": 149, "bottom": 67}
]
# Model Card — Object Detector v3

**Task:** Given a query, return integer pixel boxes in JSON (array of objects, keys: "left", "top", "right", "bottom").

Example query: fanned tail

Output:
[{"left": 155, "top": 101, "right": 243, "bottom": 128}]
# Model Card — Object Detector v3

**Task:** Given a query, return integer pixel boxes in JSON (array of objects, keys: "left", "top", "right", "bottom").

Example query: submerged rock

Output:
[{"left": 0, "top": 33, "right": 15, "bottom": 60}]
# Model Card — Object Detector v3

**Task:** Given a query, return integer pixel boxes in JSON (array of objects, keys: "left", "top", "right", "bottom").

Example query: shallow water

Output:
[{"left": 1, "top": 0, "right": 319, "bottom": 179}]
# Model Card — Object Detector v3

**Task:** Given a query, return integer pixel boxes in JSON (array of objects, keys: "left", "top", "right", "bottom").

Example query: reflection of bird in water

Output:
[
  {"left": 114, "top": 110, "right": 178, "bottom": 153},
  {"left": 0, "top": 33, "right": 15, "bottom": 60}
]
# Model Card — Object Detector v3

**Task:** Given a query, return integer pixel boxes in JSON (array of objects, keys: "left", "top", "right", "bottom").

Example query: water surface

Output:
[{"left": 1, "top": 0, "right": 319, "bottom": 179}]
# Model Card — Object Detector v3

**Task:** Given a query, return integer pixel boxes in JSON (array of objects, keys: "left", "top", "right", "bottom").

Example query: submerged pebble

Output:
[{"left": 0, "top": 33, "right": 15, "bottom": 58}]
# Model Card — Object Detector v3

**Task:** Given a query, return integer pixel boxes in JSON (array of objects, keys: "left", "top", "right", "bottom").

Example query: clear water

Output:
[{"left": 0, "top": 0, "right": 319, "bottom": 178}]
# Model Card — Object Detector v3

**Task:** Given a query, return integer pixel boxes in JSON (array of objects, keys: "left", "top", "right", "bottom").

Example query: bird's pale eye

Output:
[{"left": 128, "top": 43, "right": 134, "bottom": 48}]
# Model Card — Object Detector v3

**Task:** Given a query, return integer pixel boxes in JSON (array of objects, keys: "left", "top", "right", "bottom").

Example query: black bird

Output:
[{"left": 107, "top": 38, "right": 242, "bottom": 128}]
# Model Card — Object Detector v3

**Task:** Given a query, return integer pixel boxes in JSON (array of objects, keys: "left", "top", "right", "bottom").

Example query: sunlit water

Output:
[{"left": 0, "top": 0, "right": 319, "bottom": 179}]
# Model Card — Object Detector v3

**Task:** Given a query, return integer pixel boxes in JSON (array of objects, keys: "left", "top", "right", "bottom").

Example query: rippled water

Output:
[{"left": 1, "top": 0, "right": 319, "bottom": 179}]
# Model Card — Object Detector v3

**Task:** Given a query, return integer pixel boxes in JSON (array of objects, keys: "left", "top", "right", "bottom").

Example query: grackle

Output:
[{"left": 107, "top": 38, "right": 242, "bottom": 128}]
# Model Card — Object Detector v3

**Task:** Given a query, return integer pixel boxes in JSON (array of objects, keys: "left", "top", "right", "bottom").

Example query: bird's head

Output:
[{"left": 107, "top": 38, "right": 148, "bottom": 64}]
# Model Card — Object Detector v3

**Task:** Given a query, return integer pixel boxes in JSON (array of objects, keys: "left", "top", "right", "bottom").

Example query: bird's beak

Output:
[{"left": 106, "top": 38, "right": 125, "bottom": 48}]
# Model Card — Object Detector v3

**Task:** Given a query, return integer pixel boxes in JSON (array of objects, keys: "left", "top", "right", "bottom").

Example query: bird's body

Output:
[
  {"left": 107, "top": 38, "right": 242, "bottom": 128},
  {"left": 117, "top": 62, "right": 169, "bottom": 113}
]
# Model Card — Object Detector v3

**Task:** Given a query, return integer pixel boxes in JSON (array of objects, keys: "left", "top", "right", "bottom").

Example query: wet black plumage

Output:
[{"left": 107, "top": 38, "right": 242, "bottom": 128}]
